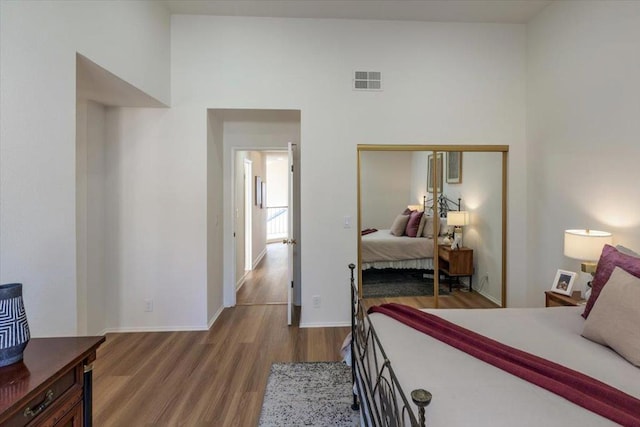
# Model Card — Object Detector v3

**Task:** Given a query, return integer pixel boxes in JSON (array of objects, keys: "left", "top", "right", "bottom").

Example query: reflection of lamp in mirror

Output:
[
  {"left": 447, "top": 211, "right": 469, "bottom": 249},
  {"left": 564, "top": 229, "right": 612, "bottom": 298}
]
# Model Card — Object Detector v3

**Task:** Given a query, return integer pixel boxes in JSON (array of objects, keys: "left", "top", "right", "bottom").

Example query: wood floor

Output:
[
  {"left": 365, "top": 289, "right": 500, "bottom": 309},
  {"left": 236, "top": 243, "right": 287, "bottom": 305},
  {"left": 93, "top": 247, "right": 496, "bottom": 425},
  {"left": 93, "top": 305, "right": 349, "bottom": 426}
]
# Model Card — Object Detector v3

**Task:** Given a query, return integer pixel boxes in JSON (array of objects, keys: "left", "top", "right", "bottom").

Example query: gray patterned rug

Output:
[
  {"left": 258, "top": 362, "right": 359, "bottom": 426},
  {"left": 362, "top": 268, "right": 449, "bottom": 298}
]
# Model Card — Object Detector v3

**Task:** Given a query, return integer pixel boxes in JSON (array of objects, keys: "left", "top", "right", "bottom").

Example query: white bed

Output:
[
  {"left": 366, "top": 306, "right": 640, "bottom": 426},
  {"left": 361, "top": 229, "right": 441, "bottom": 270}
]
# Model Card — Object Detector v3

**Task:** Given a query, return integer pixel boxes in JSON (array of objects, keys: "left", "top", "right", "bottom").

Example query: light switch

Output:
[{"left": 344, "top": 216, "right": 351, "bottom": 229}]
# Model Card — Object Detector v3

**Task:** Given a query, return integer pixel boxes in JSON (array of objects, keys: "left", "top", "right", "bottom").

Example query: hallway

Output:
[{"left": 236, "top": 243, "right": 288, "bottom": 305}]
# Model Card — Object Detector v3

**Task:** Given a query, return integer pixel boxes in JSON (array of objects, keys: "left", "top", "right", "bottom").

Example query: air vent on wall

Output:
[{"left": 353, "top": 71, "right": 382, "bottom": 91}]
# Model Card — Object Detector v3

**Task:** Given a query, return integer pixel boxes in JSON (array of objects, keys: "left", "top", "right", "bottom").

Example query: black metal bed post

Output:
[{"left": 349, "top": 263, "right": 360, "bottom": 411}]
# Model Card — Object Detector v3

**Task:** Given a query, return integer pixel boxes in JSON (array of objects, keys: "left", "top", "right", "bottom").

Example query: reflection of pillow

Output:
[
  {"left": 422, "top": 216, "right": 440, "bottom": 238},
  {"left": 583, "top": 244, "right": 640, "bottom": 318},
  {"left": 416, "top": 214, "right": 427, "bottom": 238},
  {"left": 405, "top": 211, "right": 424, "bottom": 237},
  {"left": 390, "top": 214, "right": 410, "bottom": 236},
  {"left": 616, "top": 245, "right": 640, "bottom": 258},
  {"left": 438, "top": 217, "right": 452, "bottom": 236},
  {"left": 582, "top": 267, "right": 640, "bottom": 366}
]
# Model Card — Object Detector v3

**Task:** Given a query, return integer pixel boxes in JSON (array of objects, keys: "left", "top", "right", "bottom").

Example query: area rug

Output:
[
  {"left": 258, "top": 362, "right": 359, "bottom": 426},
  {"left": 362, "top": 268, "right": 449, "bottom": 298}
]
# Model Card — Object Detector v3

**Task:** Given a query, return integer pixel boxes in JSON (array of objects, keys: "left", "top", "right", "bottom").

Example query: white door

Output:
[{"left": 286, "top": 142, "right": 296, "bottom": 325}]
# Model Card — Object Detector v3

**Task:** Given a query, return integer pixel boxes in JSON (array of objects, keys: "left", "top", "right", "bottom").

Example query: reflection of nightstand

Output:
[
  {"left": 438, "top": 245, "right": 473, "bottom": 292},
  {"left": 544, "top": 291, "right": 585, "bottom": 307}
]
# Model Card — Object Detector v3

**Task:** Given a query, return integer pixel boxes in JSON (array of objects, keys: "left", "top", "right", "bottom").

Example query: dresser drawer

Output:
[{"left": 3, "top": 365, "right": 80, "bottom": 427}]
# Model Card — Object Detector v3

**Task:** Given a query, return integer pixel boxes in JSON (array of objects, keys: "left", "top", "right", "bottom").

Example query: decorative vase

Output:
[{"left": 0, "top": 283, "right": 30, "bottom": 367}]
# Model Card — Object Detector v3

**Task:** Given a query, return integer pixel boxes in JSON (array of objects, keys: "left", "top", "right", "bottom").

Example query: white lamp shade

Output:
[
  {"left": 447, "top": 211, "right": 469, "bottom": 226},
  {"left": 564, "top": 229, "right": 612, "bottom": 261}
]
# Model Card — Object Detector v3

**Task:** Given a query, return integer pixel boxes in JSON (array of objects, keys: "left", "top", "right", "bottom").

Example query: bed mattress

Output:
[
  {"left": 361, "top": 230, "right": 436, "bottom": 263},
  {"left": 368, "top": 306, "right": 640, "bottom": 426}
]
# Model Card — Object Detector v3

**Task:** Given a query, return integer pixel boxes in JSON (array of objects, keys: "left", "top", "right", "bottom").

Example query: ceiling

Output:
[{"left": 161, "top": 0, "right": 552, "bottom": 24}]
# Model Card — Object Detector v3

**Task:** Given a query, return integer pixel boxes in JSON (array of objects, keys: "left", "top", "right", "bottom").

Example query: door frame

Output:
[{"left": 226, "top": 147, "right": 301, "bottom": 309}]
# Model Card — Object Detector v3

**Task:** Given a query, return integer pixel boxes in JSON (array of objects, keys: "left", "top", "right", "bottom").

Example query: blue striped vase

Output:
[{"left": 0, "top": 283, "right": 30, "bottom": 367}]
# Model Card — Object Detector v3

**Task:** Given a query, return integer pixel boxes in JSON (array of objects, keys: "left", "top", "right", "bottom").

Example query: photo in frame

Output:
[
  {"left": 446, "top": 152, "right": 462, "bottom": 184},
  {"left": 550, "top": 269, "right": 577, "bottom": 296},
  {"left": 255, "top": 176, "right": 262, "bottom": 206},
  {"left": 427, "top": 153, "right": 443, "bottom": 194}
]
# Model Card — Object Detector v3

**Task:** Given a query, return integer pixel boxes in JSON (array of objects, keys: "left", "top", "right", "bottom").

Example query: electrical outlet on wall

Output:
[
  {"left": 312, "top": 295, "right": 321, "bottom": 308},
  {"left": 145, "top": 299, "right": 154, "bottom": 312}
]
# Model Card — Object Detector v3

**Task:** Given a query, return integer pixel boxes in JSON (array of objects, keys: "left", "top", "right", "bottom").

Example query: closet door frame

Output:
[{"left": 357, "top": 144, "right": 508, "bottom": 308}]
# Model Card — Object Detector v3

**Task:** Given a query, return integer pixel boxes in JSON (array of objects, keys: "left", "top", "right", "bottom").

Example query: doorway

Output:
[{"left": 236, "top": 150, "right": 290, "bottom": 306}]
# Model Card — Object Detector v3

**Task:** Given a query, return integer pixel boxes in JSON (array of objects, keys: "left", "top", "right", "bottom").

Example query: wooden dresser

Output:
[{"left": 0, "top": 336, "right": 105, "bottom": 427}]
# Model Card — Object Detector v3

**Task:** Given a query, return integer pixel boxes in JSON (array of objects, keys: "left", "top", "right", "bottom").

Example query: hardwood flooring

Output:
[
  {"left": 365, "top": 288, "right": 500, "bottom": 309},
  {"left": 93, "top": 305, "right": 349, "bottom": 426},
  {"left": 236, "top": 243, "right": 287, "bottom": 305}
]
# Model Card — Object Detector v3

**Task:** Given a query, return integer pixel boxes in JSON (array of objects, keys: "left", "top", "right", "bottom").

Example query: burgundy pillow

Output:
[
  {"left": 583, "top": 244, "right": 640, "bottom": 318},
  {"left": 405, "top": 211, "right": 424, "bottom": 237}
]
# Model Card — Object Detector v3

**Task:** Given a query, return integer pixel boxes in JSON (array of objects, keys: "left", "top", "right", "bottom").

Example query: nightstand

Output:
[
  {"left": 438, "top": 245, "right": 473, "bottom": 292},
  {"left": 544, "top": 290, "right": 586, "bottom": 307}
]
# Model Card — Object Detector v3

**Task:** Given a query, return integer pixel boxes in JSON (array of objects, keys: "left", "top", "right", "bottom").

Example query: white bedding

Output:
[
  {"left": 368, "top": 306, "right": 640, "bottom": 426},
  {"left": 361, "top": 229, "right": 436, "bottom": 263}
]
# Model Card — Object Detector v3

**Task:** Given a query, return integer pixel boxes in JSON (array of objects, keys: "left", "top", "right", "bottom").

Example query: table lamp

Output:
[{"left": 447, "top": 211, "right": 469, "bottom": 249}]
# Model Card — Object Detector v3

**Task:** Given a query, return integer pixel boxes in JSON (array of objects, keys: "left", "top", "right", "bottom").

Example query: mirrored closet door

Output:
[{"left": 357, "top": 145, "right": 507, "bottom": 309}]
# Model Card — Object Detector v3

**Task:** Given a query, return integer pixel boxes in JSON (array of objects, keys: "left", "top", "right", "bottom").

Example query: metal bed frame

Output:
[{"left": 349, "top": 263, "right": 432, "bottom": 426}]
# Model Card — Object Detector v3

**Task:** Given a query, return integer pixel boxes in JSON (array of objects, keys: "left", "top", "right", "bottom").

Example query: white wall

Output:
[
  {"left": 76, "top": 101, "right": 108, "bottom": 335},
  {"left": 172, "top": 15, "right": 528, "bottom": 324},
  {"left": 0, "top": 0, "right": 171, "bottom": 336},
  {"left": 445, "top": 152, "right": 503, "bottom": 304},
  {"left": 207, "top": 112, "right": 224, "bottom": 325},
  {"left": 360, "top": 151, "right": 414, "bottom": 229},
  {"left": 527, "top": 1, "right": 640, "bottom": 304},
  {"left": 103, "top": 107, "right": 207, "bottom": 331}
]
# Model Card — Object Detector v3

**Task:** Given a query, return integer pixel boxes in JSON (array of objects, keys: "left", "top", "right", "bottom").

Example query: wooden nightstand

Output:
[
  {"left": 438, "top": 245, "right": 473, "bottom": 292},
  {"left": 544, "top": 290, "right": 586, "bottom": 307}
]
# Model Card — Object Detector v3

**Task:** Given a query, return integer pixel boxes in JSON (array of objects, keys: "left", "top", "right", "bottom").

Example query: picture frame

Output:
[
  {"left": 255, "top": 176, "right": 262, "bottom": 206},
  {"left": 427, "top": 153, "right": 443, "bottom": 194},
  {"left": 551, "top": 269, "right": 577, "bottom": 296},
  {"left": 446, "top": 151, "right": 462, "bottom": 184}
]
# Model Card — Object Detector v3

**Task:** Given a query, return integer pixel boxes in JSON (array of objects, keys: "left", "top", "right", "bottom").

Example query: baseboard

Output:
[
  {"left": 299, "top": 321, "right": 351, "bottom": 328},
  {"left": 253, "top": 247, "right": 267, "bottom": 269},
  {"left": 103, "top": 325, "right": 209, "bottom": 333},
  {"left": 236, "top": 271, "right": 249, "bottom": 291},
  {"left": 477, "top": 289, "right": 501, "bottom": 306},
  {"left": 208, "top": 305, "right": 224, "bottom": 329}
]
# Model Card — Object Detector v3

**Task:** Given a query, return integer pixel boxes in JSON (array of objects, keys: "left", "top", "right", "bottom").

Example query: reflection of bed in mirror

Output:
[{"left": 361, "top": 194, "right": 460, "bottom": 272}]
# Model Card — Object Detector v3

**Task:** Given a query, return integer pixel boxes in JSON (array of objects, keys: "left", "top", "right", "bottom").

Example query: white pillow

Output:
[
  {"left": 416, "top": 214, "right": 427, "bottom": 238},
  {"left": 582, "top": 267, "right": 640, "bottom": 366},
  {"left": 422, "top": 216, "right": 439, "bottom": 238},
  {"left": 389, "top": 214, "right": 410, "bottom": 236}
]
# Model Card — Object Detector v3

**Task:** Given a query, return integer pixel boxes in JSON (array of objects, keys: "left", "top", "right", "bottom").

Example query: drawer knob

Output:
[{"left": 24, "top": 389, "right": 54, "bottom": 418}]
